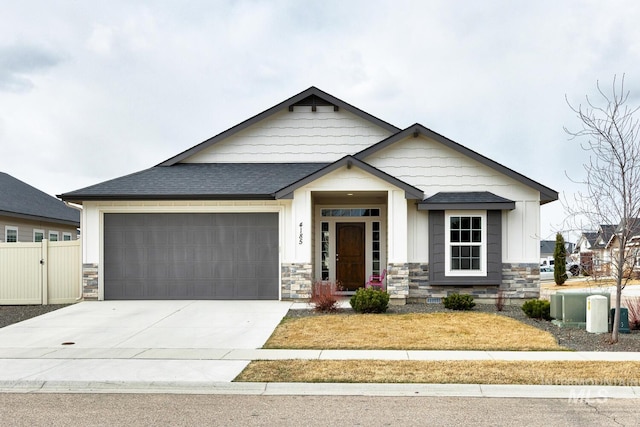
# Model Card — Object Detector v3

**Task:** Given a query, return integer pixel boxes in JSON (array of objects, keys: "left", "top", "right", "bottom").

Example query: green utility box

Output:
[
  {"left": 550, "top": 294, "right": 564, "bottom": 320},
  {"left": 609, "top": 308, "right": 631, "bottom": 334},
  {"left": 551, "top": 292, "right": 611, "bottom": 328}
]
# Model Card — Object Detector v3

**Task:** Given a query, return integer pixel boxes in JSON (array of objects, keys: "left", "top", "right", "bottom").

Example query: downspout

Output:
[{"left": 64, "top": 201, "right": 84, "bottom": 301}]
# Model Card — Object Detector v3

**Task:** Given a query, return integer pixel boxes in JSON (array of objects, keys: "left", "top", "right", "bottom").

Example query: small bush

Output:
[
  {"left": 349, "top": 288, "right": 389, "bottom": 313},
  {"left": 442, "top": 293, "right": 476, "bottom": 311},
  {"left": 624, "top": 297, "right": 640, "bottom": 330},
  {"left": 495, "top": 290, "right": 505, "bottom": 312},
  {"left": 310, "top": 281, "right": 341, "bottom": 312},
  {"left": 522, "top": 299, "right": 551, "bottom": 320}
]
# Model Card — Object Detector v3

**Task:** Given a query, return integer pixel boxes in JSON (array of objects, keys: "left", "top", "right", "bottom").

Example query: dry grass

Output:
[
  {"left": 235, "top": 360, "right": 640, "bottom": 385},
  {"left": 264, "top": 312, "right": 564, "bottom": 351},
  {"left": 541, "top": 278, "right": 640, "bottom": 290}
]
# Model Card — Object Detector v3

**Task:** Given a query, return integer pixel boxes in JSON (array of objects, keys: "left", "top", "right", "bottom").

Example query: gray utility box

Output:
[{"left": 551, "top": 292, "right": 611, "bottom": 328}]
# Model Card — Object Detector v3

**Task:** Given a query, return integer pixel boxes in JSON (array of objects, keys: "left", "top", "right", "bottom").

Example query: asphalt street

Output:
[{"left": 0, "top": 394, "right": 638, "bottom": 426}]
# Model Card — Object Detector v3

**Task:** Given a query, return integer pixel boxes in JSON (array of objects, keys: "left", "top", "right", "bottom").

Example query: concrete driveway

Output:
[{"left": 0, "top": 300, "right": 292, "bottom": 384}]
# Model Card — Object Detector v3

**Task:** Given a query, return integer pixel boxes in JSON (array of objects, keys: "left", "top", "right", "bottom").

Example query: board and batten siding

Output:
[
  {"left": 183, "top": 106, "right": 393, "bottom": 163},
  {"left": 363, "top": 135, "right": 542, "bottom": 263}
]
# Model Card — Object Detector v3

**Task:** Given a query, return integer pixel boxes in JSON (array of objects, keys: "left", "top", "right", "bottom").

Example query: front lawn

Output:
[
  {"left": 235, "top": 360, "right": 640, "bottom": 385},
  {"left": 264, "top": 312, "right": 565, "bottom": 351}
]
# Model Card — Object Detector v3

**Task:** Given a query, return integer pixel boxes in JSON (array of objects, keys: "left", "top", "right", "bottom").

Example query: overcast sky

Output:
[{"left": 2, "top": 0, "right": 639, "bottom": 242}]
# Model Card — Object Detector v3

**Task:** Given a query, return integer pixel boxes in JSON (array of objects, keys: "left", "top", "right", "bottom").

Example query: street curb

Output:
[{"left": 1, "top": 380, "right": 639, "bottom": 398}]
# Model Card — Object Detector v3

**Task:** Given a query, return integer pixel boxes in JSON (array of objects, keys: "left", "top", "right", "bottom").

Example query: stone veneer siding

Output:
[
  {"left": 82, "top": 263, "right": 98, "bottom": 300},
  {"left": 281, "top": 263, "right": 312, "bottom": 300},
  {"left": 385, "top": 263, "right": 409, "bottom": 305},
  {"left": 405, "top": 262, "right": 540, "bottom": 304}
]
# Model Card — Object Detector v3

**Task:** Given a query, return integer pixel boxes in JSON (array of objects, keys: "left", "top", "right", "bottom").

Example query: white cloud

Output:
[{"left": 1, "top": 0, "right": 640, "bottom": 239}]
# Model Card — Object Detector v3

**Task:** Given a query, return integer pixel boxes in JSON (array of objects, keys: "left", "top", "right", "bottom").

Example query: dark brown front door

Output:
[{"left": 336, "top": 222, "right": 365, "bottom": 291}]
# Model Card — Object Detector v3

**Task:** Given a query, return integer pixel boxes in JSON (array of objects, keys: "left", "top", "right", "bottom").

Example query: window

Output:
[
  {"left": 446, "top": 212, "right": 486, "bottom": 276},
  {"left": 62, "top": 232, "right": 73, "bottom": 241},
  {"left": 372, "top": 222, "right": 381, "bottom": 276},
  {"left": 321, "top": 208, "right": 380, "bottom": 217},
  {"left": 321, "top": 222, "right": 329, "bottom": 280},
  {"left": 5, "top": 226, "right": 18, "bottom": 243},
  {"left": 48, "top": 231, "right": 59, "bottom": 242},
  {"left": 34, "top": 229, "right": 44, "bottom": 242}
]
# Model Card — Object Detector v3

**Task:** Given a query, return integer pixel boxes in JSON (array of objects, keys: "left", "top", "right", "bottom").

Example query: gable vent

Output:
[{"left": 288, "top": 94, "right": 339, "bottom": 112}]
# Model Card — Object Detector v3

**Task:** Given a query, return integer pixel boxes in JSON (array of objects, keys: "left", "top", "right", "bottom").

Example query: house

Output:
[
  {"left": 574, "top": 224, "right": 618, "bottom": 276},
  {"left": 60, "top": 87, "right": 557, "bottom": 303},
  {"left": 603, "top": 219, "right": 640, "bottom": 277},
  {"left": 0, "top": 172, "right": 80, "bottom": 243}
]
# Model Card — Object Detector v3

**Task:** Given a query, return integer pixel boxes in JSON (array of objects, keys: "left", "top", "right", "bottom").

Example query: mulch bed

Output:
[{"left": 0, "top": 304, "right": 70, "bottom": 329}]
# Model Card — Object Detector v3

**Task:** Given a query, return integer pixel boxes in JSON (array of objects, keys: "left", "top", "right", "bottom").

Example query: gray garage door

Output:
[{"left": 104, "top": 213, "right": 279, "bottom": 300}]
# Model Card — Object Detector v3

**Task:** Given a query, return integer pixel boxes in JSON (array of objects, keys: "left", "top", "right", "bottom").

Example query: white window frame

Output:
[
  {"left": 5, "top": 226, "right": 18, "bottom": 243},
  {"left": 48, "top": 231, "right": 59, "bottom": 242},
  {"left": 445, "top": 210, "right": 487, "bottom": 277},
  {"left": 62, "top": 232, "right": 73, "bottom": 241},
  {"left": 34, "top": 229, "right": 45, "bottom": 242}
]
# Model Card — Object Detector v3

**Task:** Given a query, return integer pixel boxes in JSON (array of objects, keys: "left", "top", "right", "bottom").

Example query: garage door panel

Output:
[
  {"left": 125, "top": 230, "right": 145, "bottom": 246},
  {"left": 211, "top": 263, "right": 234, "bottom": 279},
  {"left": 166, "top": 264, "right": 194, "bottom": 280},
  {"left": 146, "top": 230, "right": 169, "bottom": 246},
  {"left": 214, "top": 280, "right": 235, "bottom": 298},
  {"left": 104, "top": 213, "right": 279, "bottom": 300}
]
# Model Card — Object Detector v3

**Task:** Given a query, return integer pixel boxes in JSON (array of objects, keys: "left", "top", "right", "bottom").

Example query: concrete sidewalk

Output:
[
  {"left": 1, "top": 300, "right": 639, "bottom": 398},
  {"left": 1, "top": 348, "right": 639, "bottom": 397}
]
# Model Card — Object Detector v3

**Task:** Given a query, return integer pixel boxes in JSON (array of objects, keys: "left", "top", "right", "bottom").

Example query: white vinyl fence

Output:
[{"left": 0, "top": 239, "right": 81, "bottom": 305}]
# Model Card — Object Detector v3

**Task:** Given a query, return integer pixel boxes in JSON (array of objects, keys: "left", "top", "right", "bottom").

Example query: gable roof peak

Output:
[
  {"left": 157, "top": 86, "right": 400, "bottom": 166},
  {"left": 355, "top": 123, "right": 558, "bottom": 205}
]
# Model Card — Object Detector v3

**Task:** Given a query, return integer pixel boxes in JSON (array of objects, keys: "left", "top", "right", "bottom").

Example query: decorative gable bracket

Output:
[{"left": 288, "top": 94, "right": 339, "bottom": 112}]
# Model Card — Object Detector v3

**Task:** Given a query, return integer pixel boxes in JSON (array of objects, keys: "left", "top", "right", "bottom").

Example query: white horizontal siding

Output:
[
  {"left": 365, "top": 135, "right": 539, "bottom": 201},
  {"left": 184, "top": 106, "right": 392, "bottom": 163},
  {"left": 364, "top": 135, "right": 543, "bottom": 263}
]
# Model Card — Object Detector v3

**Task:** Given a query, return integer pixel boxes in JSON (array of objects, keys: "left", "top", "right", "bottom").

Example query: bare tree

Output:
[{"left": 564, "top": 74, "right": 640, "bottom": 342}]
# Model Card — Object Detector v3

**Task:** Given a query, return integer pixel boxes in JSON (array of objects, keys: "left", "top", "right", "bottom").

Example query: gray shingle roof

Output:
[
  {"left": 0, "top": 172, "right": 80, "bottom": 226},
  {"left": 418, "top": 191, "right": 516, "bottom": 211},
  {"left": 540, "top": 240, "right": 556, "bottom": 256},
  {"left": 60, "top": 163, "right": 330, "bottom": 202}
]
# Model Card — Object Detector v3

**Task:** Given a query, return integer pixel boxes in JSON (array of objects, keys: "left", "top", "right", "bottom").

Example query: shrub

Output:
[
  {"left": 495, "top": 290, "right": 505, "bottom": 312},
  {"left": 442, "top": 293, "right": 476, "bottom": 311},
  {"left": 521, "top": 299, "right": 551, "bottom": 320},
  {"left": 624, "top": 297, "right": 640, "bottom": 330},
  {"left": 349, "top": 288, "right": 389, "bottom": 313},
  {"left": 553, "top": 233, "right": 567, "bottom": 285},
  {"left": 310, "top": 281, "right": 341, "bottom": 312}
]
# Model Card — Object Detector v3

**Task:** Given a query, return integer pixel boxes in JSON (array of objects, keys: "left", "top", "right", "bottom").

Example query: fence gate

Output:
[{"left": 0, "top": 240, "right": 81, "bottom": 305}]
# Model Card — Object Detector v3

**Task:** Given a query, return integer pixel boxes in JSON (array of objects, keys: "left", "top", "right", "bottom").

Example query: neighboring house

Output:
[
  {"left": 575, "top": 224, "right": 627, "bottom": 276},
  {"left": 0, "top": 172, "right": 80, "bottom": 243},
  {"left": 539, "top": 239, "right": 575, "bottom": 266},
  {"left": 605, "top": 219, "right": 640, "bottom": 277},
  {"left": 60, "top": 87, "right": 558, "bottom": 303}
]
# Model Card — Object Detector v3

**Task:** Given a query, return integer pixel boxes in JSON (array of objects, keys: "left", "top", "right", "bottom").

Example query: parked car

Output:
[
  {"left": 540, "top": 265, "right": 554, "bottom": 281},
  {"left": 567, "top": 262, "right": 580, "bottom": 276}
]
